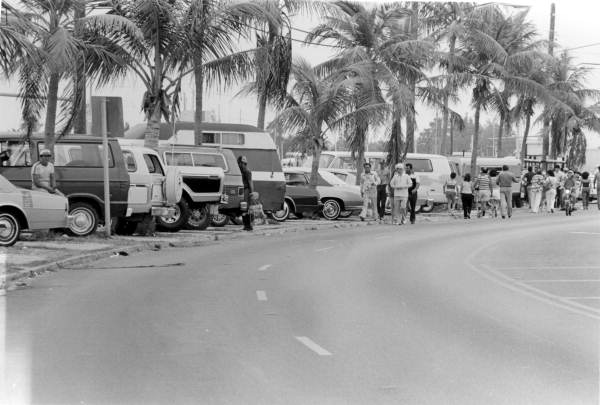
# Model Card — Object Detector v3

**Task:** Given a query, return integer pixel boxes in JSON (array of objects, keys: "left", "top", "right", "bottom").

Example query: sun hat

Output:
[
  {"left": 395, "top": 163, "right": 404, "bottom": 170},
  {"left": 40, "top": 149, "right": 52, "bottom": 156}
]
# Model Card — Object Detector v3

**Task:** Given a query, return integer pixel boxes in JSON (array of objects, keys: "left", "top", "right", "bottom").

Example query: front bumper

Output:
[
  {"left": 66, "top": 215, "right": 75, "bottom": 228},
  {"left": 151, "top": 206, "right": 176, "bottom": 217}
]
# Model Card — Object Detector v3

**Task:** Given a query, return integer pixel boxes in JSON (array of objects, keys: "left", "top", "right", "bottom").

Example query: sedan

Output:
[
  {"left": 0, "top": 174, "right": 72, "bottom": 246},
  {"left": 283, "top": 168, "right": 363, "bottom": 220},
  {"left": 272, "top": 171, "right": 323, "bottom": 222}
]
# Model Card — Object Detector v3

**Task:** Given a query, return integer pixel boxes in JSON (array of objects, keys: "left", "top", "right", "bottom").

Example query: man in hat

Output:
[
  {"left": 31, "top": 148, "right": 62, "bottom": 195},
  {"left": 237, "top": 155, "right": 254, "bottom": 231},
  {"left": 359, "top": 161, "right": 380, "bottom": 221}
]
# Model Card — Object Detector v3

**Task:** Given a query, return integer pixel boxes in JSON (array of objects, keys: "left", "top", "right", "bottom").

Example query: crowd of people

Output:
[{"left": 360, "top": 161, "right": 600, "bottom": 225}]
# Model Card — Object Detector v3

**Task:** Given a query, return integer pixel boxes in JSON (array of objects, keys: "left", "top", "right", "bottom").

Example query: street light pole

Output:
[{"left": 100, "top": 98, "right": 111, "bottom": 237}]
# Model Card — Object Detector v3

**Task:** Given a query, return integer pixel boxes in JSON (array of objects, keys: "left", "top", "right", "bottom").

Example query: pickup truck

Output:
[
  {"left": 115, "top": 143, "right": 182, "bottom": 235},
  {"left": 0, "top": 134, "right": 130, "bottom": 236}
]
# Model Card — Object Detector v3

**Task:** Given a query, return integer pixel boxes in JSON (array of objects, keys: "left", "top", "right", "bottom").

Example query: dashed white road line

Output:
[
  {"left": 256, "top": 290, "right": 268, "bottom": 301},
  {"left": 295, "top": 336, "right": 332, "bottom": 356},
  {"left": 493, "top": 265, "right": 600, "bottom": 270},
  {"left": 564, "top": 297, "right": 600, "bottom": 300},
  {"left": 258, "top": 264, "right": 272, "bottom": 271},
  {"left": 522, "top": 279, "right": 600, "bottom": 283},
  {"left": 315, "top": 246, "right": 334, "bottom": 252},
  {"left": 570, "top": 231, "right": 600, "bottom": 235}
]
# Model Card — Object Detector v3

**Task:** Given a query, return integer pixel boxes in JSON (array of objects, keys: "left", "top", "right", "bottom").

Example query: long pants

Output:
[
  {"left": 393, "top": 197, "right": 408, "bottom": 223},
  {"left": 545, "top": 189, "right": 556, "bottom": 211},
  {"left": 598, "top": 188, "right": 600, "bottom": 209},
  {"left": 531, "top": 189, "right": 542, "bottom": 213},
  {"left": 499, "top": 187, "right": 513, "bottom": 217},
  {"left": 556, "top": 188, "right": 563, "bottom": 209},
  {"left": 408, "top": 192, "right": 418, "bottom": 223},
  {"left": 526, "top": 185, "right": 533, "bottom": 208},
  {"left": 461, "top": 193, "right": 473, "bottom": 218},
  {"left": 360, "top": 192, "right": 377, "bottom": 219},
  {"left": 376, "top": 185, "right": 388, "bottom": 219}
]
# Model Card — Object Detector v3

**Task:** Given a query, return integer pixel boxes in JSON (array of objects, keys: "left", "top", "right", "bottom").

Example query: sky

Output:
[{"left": 0, "top": 0, "right": 599, "bottom": 148}]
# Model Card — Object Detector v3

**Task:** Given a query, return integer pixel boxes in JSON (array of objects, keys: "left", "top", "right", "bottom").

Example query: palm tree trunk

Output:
[
  {"left": 194, "top": 53, "right": 204, "bottom": 145},
  {"left": 405, "top": 1, "right": 418, "bottom": 154},
  {"left": 520, "top": 112, "right": 531, "bottom": 164},
  {"left": 440, "top": 35, "right": 456, "bottom": 156},
  {"left": 144, "top": 34, "right": 163, "bottom": 150},
  {"left": 542, "top": 117, "right": 550, "bottom": 159},
  {"left": 450, "top": 119, "right": 454, "bottom": 155},
  {"left": 496, "top": 115, "right": 504, "bottom": 157},
  {"left": 309, "top": 134, "right": 322, "bottom": 189},
  {"left": 257, "top": 90, "right": 267, "bottom": 130},
  {"left": 74, "top": 4, "right": 86, "bottom": 134},
  {"left": 470, "top": 101, "right": 481, "bottom": 179},
  {"left": 144, "top": 106, "right": 162, "bottom": 150},
  {"left": 44, "top": 72, "right": 60, "bottom": 152}
]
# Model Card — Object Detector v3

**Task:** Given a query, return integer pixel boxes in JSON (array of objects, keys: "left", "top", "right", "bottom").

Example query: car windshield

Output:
[
  {"left": 0, "top": 174, "right": 17, "bottom": 192},
  {"left": 319, "top": 170, "right": 348, "bottom": 186}
]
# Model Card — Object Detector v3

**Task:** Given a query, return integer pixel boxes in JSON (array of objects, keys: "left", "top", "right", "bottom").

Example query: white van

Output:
[
  {"left": 308, "top": 150, "right": 452, "bottom": 209},
  {"left": 125, "top": 122, "right": 286, "bottom": 213},
  {"left": 449, "top": 156, "right": 523, "bottom": 207}
]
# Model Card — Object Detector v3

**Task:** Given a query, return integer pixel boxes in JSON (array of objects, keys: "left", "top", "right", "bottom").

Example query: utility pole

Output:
[{"left": 542, "top": 3, "right": 555, "bottom": 160}]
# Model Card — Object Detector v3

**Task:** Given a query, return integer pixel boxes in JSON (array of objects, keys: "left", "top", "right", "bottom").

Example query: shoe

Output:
[
  {"left": 359, "top": 216, "right": 365, "bottom": 221},
  {"left": 410, "top": 220, "right": 415, "bottom": 224}
]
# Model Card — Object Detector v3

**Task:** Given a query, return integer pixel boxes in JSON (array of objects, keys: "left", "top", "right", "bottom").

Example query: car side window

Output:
[
  {"left": 50, "top": 143, "right": 114, "bottom": 167},
  {"left": 285, "top": 173, "right": 308, "bottom": 186},
  {"left": 123, "top": 151, "right": 136, "bottom": 172},
  {"left": 0, "top": 141, "right": 32, "bottom": 166},
  {"left": 143, "top": 154, "right": 165, "bottom": 176}
]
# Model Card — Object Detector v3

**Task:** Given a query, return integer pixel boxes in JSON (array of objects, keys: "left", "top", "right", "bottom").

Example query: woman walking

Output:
[
  {"left": 530, "top": 168, "right": 545, "bottom": 213},
  {"left": 488, "top": 169, "right": 501, "bottom": 218},
  {"left": 580, "top": 172, "right": 592, "bottom": 210},
  {"left": 444, "top": 172, "right": 459, "bottom": 214},
  {"left": 474, "top": 167, "right": 492, "bottom": 218},
  {"left": 460, "top": 173, "right": 474, "bottom": 219},
  {"left": 544, "top": 169, "right": 558, "bottom": 213}
]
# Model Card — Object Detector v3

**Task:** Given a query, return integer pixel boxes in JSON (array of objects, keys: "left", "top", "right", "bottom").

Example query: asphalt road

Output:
[{"left": 3, "top": 211, "right": 599, "bottom": 404}]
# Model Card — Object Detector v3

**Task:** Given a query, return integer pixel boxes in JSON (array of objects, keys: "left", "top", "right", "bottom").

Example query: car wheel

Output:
[
  {"left": 68, "top": 202, "right": 99, "bottom": 237},
  {"left": 322, "top": 199, "right": 341, "bottom": 220},
  {"left": 186, "top": 203, "right": 210, "bottom": 230},
  {"left": 211, "top": 213, "right": 229, "bottom": 227},
  {"left": 229, "top": 215, "right": 243, "bottom": 225},
  {"left": 271, "top": 200, "right": 290, "bottom": 222},
  {"left": 0, "top": 211, "right": 20, "bottom": 247},
  {"left": 420, "top": 204, "right": 433, "bottom": 213},
  {"left": 157, "top": 200, "right": 189, "bottom": 232}
]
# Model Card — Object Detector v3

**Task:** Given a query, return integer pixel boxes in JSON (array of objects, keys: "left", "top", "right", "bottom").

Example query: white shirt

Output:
[
  {"left": 31, "top": 161, "right": 55, "bottom": 191},
  {"left": 390, "top": 173, "right": 412, "bottom": 198}
]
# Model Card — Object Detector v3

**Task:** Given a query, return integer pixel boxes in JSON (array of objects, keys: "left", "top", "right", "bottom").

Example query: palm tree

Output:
[
  {"left": 3, "top": 0, "right": 138, "bottom": 149},
  {"left": 269, "top": 58, "right": 356, "bottom": 187},
  {"left": 543, "top": 52, "right": 600, "bottom": 167}
]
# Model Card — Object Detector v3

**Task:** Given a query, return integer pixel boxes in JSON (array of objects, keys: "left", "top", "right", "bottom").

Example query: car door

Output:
[
  {"left": 285, "top": 172, "right": 318, "bottom": 213},
  {"left": 122, "top": 149, "right": 151, "bottom": 214}
]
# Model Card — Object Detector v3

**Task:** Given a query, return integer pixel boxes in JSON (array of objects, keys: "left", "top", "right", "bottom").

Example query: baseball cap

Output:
[{"left": 40, "top": 149, "right": 52, "bottom": 156}]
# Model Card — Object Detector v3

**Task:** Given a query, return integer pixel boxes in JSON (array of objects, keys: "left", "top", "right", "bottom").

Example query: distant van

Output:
[
  {"left": 448, "top": 156, "right": 523, "bottom": 207},
  {"left": 307, "top": 150, "right": 452, "bottom": 209},
  {"left": 125, "top": 122, "right": 286, "bottom": 213}
]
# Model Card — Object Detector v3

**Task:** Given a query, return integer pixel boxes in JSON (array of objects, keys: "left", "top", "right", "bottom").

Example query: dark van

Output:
[{"left": 0, "top": 134, "right": 130, "bottom": 236}]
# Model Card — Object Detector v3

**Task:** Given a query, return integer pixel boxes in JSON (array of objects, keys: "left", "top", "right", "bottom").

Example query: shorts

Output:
[
  {"left": 478, "top": 190, "right": 491, "bottom": 202},
  {"left": 445, "top": 190, "right": 457, "bottom": 200},
  {"left": 491, "top": 189, "right": 500, "bottom": 200}
]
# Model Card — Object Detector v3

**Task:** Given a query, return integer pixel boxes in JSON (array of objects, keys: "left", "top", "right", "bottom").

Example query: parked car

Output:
[
  {"left": 118, "top": 139, "right": 226, "bottom": 232},
  {"left": 0, "top": 174, "right": 72, "bottom": 246},
  {"left": 0, "top": 134, "right": 130, "bottom": 236},
  {"left": 158, "top": 145, "right": 245, "bottom": 227},
  {"left": 283, "top": 168, "right": 363, "bottom": 220},
  {"left": 115, "top": 143, "right": 182, "bottom": 235},
  {"left": 271, "top": 171, "right": 322, "bottom": 222},
  {"left": 325, "top": 168, "right": 357, "bottom": 186}
]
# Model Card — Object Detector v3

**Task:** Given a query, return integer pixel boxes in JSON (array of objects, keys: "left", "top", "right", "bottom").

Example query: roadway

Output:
[{"left": 3, "top": 211, "right": 599, "bottom": 404}]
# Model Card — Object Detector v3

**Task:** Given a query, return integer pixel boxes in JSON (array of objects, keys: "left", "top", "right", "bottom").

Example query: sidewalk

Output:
[{"left": 0, "top": 211, "right": 463, "bottom": 290}]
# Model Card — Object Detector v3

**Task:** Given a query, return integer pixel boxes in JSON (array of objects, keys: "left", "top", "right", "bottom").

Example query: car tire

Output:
[
  {"left": 211, "top": 213, "right": 229, "bottom": 227},
  {"left": 186, "top": 203, "right": 210, "bottom": 230},
  {"left": 68, "top": 202, "right": 99, "bottom": 237},
  {"left": 322, "top": 199, "right": 341, "bottom": 220},
  {"left": 229, "top": 215, "right": 243, "bottom": 225},
  {"left": 271, "top": 200, "right": 290, "bottom": 222},
  {"left": 0, "top": 211, "right": 21, "bottom": 247},
  {"left": 164, "top": 167, "right": 183, "bottom": 205},
  {"left": 157, "top": 200, "right": 189, "bottom": 232},
  {"left": 420, "top": 204, "right": 433, "bottom": 213}
]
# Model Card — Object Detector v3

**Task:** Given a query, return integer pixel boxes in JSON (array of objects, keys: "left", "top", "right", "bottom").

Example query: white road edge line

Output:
[
  {"left": 493, "top": 265, "right": 600, "bottom": 270},
  {"left": 258, "top": 264, "right": 272, "bottom": 272},
  {"left": 295, "top": 336, "right": 332, "bottom": 356},
  {"left": 256, "top": 290, "right": 268, "bottom": 301},
  {"left": 564, "top": 297, "right": 600, "bottom": 300},
  {"left": 521, "top": 279, "right": 600, "bottom": 283},
  {"left": 569, "top": 231, "right": 600, "bottom": 235},
  {"left": 315, "top": 246, "right": 334, "bottom": 252}
]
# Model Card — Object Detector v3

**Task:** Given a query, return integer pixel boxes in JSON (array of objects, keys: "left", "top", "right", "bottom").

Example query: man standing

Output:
[
  {"left": 555, "top": 164, "right": 566, "bottom": 209},
  {"left": 522, "top": 166, "right": 534, "bottom": 209},
  {"left": 405, "top": 163, "right": 419, "bottom": 224},
  {"left": 593, "top": 166, "right": 600, "bottom": 210},
  {"left": 376, "top": 161, "right": 391, "bottom": 223},
  {"left": 389, "top": 164, "right": 412, "bottom": 225},
  {"left": 359, "top": 162, "right": 380, "bottom": 221},
  {"left": 496, "top": 164, "right": 519, "bottom": 219},
  {"left": 237, "top": 155, "right": 254, "bottom": 231},
  {"left": 31, "top": 149, "right": 62, "bottom": 195}
]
